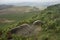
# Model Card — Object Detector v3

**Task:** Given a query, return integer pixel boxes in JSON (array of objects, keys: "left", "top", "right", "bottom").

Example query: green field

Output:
[{"left": 0, "top": 4, "right": 60, "bottom": 40}]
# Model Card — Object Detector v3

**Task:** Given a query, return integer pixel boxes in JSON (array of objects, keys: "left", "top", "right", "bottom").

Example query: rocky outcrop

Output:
[
  {"left": 33, "top": 20, "right": 43, "bottom": 26},
  {"left": 10, "top": 20, "right": 43, "bottom": 37},
  {"left": 10, "top": 24, "right": 31, "bottom": 36}
]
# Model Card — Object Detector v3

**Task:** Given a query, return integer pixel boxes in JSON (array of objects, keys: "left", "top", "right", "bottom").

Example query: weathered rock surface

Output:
[
  {"left": 10, "top": 20, "right": 43, "bottom": 37},
  {"left": 33, "top": 20, "right": 43, "bottom": 26}
]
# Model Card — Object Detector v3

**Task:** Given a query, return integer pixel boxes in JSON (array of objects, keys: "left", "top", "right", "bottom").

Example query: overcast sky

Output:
[{"left": 0, "top": 0, "right": 60, "bottom": 4}]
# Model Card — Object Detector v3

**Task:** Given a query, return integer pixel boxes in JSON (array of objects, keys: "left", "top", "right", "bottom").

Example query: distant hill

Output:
[
  {"left": 1, "top": 2, "right": 59, "bottom": 11},
  {"left": 1, "top": 2, "right": 60, "bottom": 7},
  {"left": 0, "top": 5, "right": 13, "bottom": 10},
  {"left": 47, "top": 4, "right": 60, "bottom": 10},
  {"left": 0, "top": 5, "right": 40, "bottom": 14}
]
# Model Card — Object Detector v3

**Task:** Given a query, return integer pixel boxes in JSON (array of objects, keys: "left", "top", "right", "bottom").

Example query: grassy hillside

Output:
[{"left": 0, "top": 4, "right": 60, "bottom": 40}]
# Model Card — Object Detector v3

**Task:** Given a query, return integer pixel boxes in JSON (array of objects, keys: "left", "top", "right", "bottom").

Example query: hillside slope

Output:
[
  {"left": 35, "top": 4, "right": 60, "bottom": 40},
  {"left": 6, "top": 4, "right": 60, "bottom": 40},
  {"left": 0, "top": 4, "right": 60, "bottom": 40}
]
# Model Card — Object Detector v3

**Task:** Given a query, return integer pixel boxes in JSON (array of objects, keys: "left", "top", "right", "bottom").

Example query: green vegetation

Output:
[{"left": 0, "top": 4, "right": 60, "bottom": 40}]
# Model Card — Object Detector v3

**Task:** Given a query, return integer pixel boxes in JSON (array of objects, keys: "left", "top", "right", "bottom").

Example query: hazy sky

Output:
[{"left": 0, "top": 0, "right": 60, "bottom": 4}]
